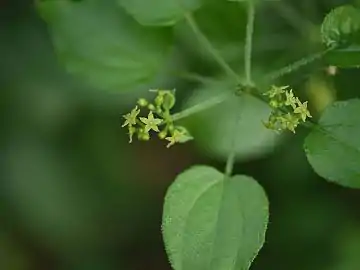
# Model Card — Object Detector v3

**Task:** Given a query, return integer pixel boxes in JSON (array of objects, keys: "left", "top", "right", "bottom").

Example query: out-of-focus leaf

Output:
[
  {"left": 117, "top": 0, "right": 202, "bottom": 26},
  {"left": 2, "top": 133, "right": 150, "bottom": 258},
  {"left": 182, "top": 78, "right": 280, "bottom": 161},
  {"left": 305, "top": 76, "right": 336, "bottom": 114},
  {"left": 3, "top": 138, "right": 106, "bottom": 254},
  {"left": 36, "top": 0, "right": 173, "bottom": 92}
]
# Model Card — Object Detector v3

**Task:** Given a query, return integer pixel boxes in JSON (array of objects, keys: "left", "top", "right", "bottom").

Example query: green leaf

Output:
[
  {"left": 182, "top": 78, "right": 280, "bottom": 161},
  {"left": 304, "top": 99, "right": 360, "bottom": 188},
  {"left": 162, "top": 165, "right": 269, "bottom": 270},
  {"left": 36, "top": 0, "right": 173, "bottom": 92},
  {"left": 117, "top": 0, "right": 202, "bottom": 26},
  {"left": 324, "top": 45, "right": 360, "bottom": 68},
  {"left": 321, "top": 5, "right": 360, "bottom": 48},
  {"left": 321, "top": 5, "right": 360, "bottom": 67}
]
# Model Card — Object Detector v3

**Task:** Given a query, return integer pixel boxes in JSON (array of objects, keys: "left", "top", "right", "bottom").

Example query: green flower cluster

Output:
[
  {"left": 263, "top": 85, "right": 312, "bottom": 133},
  {"left": 121, "top": 89, "right": 193, "bottom": 148}
]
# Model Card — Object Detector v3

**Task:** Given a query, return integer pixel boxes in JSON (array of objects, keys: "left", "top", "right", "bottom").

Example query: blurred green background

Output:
[{"left": 1, "top": 0, "right": 360, "bottom": 269}]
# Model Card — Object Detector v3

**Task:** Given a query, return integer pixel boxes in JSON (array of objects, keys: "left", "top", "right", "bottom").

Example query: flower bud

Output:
[
  {"left": 148, "top": 104, "right": 156, "bottom": 111},
  {"left": 155, "top": 95, "right": 164, "bottom": 107},
  {"left": 137, "top": 98, "right": 148, "bottom": 107},
  {"left": 269, "top": 100, "right": 279, "bottom": 108},
  {"left": 158, "top": 130, "right": 167, "bottom": 139},
  {"left": 168, "top": 124, "right": 175, "bottom": 133}
]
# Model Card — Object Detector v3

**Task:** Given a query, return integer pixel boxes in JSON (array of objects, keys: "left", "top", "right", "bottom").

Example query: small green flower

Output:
[
  {"left": 270, "top": 100, "right": 285, "bottom": 109},
  {"left": 264, "top": 85, "right": 289, "bottom": 98},
  {"left": 122, "top": 106, "right": 140, "bottom": 128},
  {"left": 262, "top": 120, "right": 275, "bottom": 130},
  {"left": 294, "top": 100, "right": 312, "bottom": 122},
  {"left": 263, "top": 85, "right": 312, "bottom": 134},
  {"left": 155, "top": 107, "right": 162, "bottom": 115},
  {"left": 148, "top": 104, "right": 156, "bottom": 111},
  {"left": 155, "top": 95, "right": 164, "bottom": 107},
  {"left": 167, "top": 124, "right": 175, "bottom": 133},
  {"left": 140, "top": 111, "right": 163, "bottom": 132},
  {"left": 121, "top": 88, "right": 194, "bottom": 147},
  {"left": 284, "top": 90, "right": 297, "bottom": 109},
  {"left": 165, "top": 127, "right": 193, "bottom": 148},
  {"left": 137, "top": 98, "right": 148, "bottom": 107},
  {"left": 138, "top": 131, "right": 150, "bottom": 141},
  {"left": 279, "top": 113, "right": 300, "bottom": 133},
  {"left": 165, "top": 130, "right": 182, "bottom": 148},
  {"left": 158, "top": 130, "right": 168, "bottom": 139}
]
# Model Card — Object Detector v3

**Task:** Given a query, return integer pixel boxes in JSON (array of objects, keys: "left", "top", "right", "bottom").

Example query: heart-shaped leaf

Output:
[{"left": 162, "top": 165, "right": 269, "bottom": 270}]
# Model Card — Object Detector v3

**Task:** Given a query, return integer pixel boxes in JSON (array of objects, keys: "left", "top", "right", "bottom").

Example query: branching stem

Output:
[
  {"left": 184, "top": 12, "right": 240, "bottom": 83},
  {"left": 168, "top": 5, "right": 334, "bottom": 156},
  {"left": 244, "top": 0, "right": 255, "bottom": 85},
  {"left": 263, "top": 47, "right": 334, "bottom": 82}
]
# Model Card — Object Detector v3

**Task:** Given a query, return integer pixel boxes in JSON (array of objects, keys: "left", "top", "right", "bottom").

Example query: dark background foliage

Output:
[{"left": 1, "top": 0, "right": 360, "bottom": 269}]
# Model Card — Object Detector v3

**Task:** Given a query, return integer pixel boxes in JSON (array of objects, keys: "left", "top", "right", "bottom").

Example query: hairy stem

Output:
[
  {"left": 263, "top": 47, "right": 334, "bottom": 82},
  {"left": 224, "top": 113, "right": 239, "bottom": 178},
  {"left": 184, "top": 12, "right": 240, "bottom": 83},
  {"left": 170, "top": 7, "right": 332, "bottom": 135},
  {"left": 244, "top": 0, "right": 255, "bottom": 85},
  {"left": 169, "top": 46, "right": 330, "bottom": 128},
  {"left": 225, "top": 1, "right": 256, "bottom": 178},
  {"left": 171, "top": 92, "right": 231, "bottom": 122}
]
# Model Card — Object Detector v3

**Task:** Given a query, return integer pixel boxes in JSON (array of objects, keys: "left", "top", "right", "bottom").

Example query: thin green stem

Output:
[
  {"left": 172, "top": 71, "right": 216, "bottom": 85},
  {"left": 169, "top": 45, "right": 331, "bottom": 130},
  {"left": 169, "top": 6, "right": 332, "bottom": 143},
  {"left": 224, "top": 1, "right": 256, "bottom": 178},
  {"left": 225, "top": 152, "right": 236, "bottom": 178},
  {"left": 224, "top": 111, "right": 242, "bottom": 178},
  {"left": 244, "top": 0, "right": 255, "bottom": 85},
  {"left": 171, "top": 92, "right": 231, "bottom": 122},
  {"left": 263, "top": 47, "right": 334, "bottom": 82},
  {"left": 184, "top": 12, "right": 241, "bottom": 83}
]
